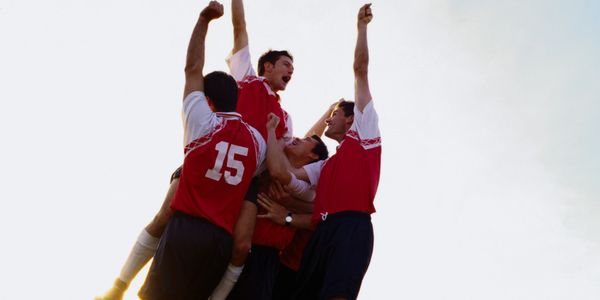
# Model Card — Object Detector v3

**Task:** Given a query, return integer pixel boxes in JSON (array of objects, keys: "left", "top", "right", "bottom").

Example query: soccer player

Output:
[
  {"left": 133, "top": 1, "right": 267, "bottom": 299},
  {"left": 227, "top": 0, "right": 295, "bottom": 142},
  {"left": 259, "top": 4, "right": 381, "bottom": 300},
  {"left": 96, "top": 0, "right": 298, "bottom": 298}
]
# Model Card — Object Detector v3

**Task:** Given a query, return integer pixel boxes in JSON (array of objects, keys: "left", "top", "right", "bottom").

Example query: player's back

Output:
[{"left": 171, "top": 91, "right": 265, "bottom": 234}]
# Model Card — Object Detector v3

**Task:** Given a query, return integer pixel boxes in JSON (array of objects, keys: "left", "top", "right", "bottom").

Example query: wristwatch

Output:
[{"left": 284, "top": 212, "right": 293, "bottom": 226}]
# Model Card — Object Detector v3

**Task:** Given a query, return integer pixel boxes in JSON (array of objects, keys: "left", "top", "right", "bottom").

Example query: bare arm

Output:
[
  {"left": 231, "top": 0, "right": 249, "bottom": 54},
  {"left": 304, "top": 100, "right": 341, "bottom": 138},
  {"left": 257, "top": 193, "right": 315, "bottom": 230},
  {"left": 183, "top": 1, "right": 224, "bottom": 99},
  {"left": 353, "top": 3, "right": 373, "bottom": 112},
  {"left": 266, "top": 113, "right": 294, "bottom": 184},
  {"left": 230, "top": 201, "right": 257, "bottom": 266}
]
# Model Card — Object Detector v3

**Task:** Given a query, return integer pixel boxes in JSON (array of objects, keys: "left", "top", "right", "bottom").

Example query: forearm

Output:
[
  {"left": 305, "top": 108, "right": 332, "bottom": 138},
  {"left": 183, "top": 17, "right": 209, "bottom": 97},
  {"left": 284, "top": 198, "right": 314, "bottom": 214},
  {"left": 354, "top": 5, "right": 373, "bottom": 112},
  {"left": 289, "top": 213, "right": 314, "bottom": 230},
  {"left": 231, "top": 0, "right": 248, "bottom": 53},
  {"left": 353, "top": 25, "right": 369, "bottom": 77},
  {"left": 266, "top": 129, "right": 292, "bottom": 184}
]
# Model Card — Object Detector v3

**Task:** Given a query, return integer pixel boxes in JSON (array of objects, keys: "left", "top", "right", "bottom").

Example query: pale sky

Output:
[{"left": 0, "top": 0, "right": 599, "bottom": 299}]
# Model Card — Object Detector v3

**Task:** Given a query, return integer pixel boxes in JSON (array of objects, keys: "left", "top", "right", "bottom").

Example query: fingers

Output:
[
  {"left": 358, "top": 3, "right": 373, "bottom": 24},
  {"left": 267, "top": 112, "right": 281, "bottom": 129},
  {"left": 257, "top": 193, "right": 273, "bottom": 210},
  {"left": 201, "top": 1, "right": 224, "bottom": 20}
]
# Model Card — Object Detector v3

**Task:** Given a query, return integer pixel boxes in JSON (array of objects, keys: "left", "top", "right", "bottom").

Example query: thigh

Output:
[
  {"left": 139, "top": 213, "right": 232, "bottom": 300},
  {"left": 321, "top": 218, "right": 374, "bottom": 300}
]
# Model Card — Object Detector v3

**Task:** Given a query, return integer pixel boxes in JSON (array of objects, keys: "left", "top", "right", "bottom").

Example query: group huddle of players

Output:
[{"left": 96, "top": 1, "right": 380, "bottom": 299}]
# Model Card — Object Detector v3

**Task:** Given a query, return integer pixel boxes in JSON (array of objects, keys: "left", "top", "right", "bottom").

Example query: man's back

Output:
[{"left": 171, "top": 91, "right": 265, "bottom": 234}]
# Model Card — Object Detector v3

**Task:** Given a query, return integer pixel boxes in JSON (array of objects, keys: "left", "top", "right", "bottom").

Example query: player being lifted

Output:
[{"left": 95, "top": 0, "right": 298, "bottom": 299}]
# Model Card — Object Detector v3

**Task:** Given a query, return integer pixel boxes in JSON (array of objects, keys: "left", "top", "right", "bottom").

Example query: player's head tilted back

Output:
[
  {"left": 258, "top": 50, "right": 294, "bottom": 92},
  {"left": 324, "top": 100, "right": 355, "bottom": 142},
  {"left": 204, "top": 71, "right": 238, "bottom": 112},
  {"left": 284, "top": 134, "right": 329, "bottom": 166}
]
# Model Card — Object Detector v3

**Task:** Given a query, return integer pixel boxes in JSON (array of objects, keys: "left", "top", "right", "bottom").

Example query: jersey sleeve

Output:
[
  {"left": 349, "top": 100, "right": 381, "bottom": 150},
  {"left": 226, "top": 45, "right": 256, "bottom": 82},
  {"left": 285, "top": 172, "right": 316, "bottom": 202},
  {"left": 248, "top": 125, "right": 267, "bottom": 176},
  {"left": 182, "top": 91, "right": 218, "bottom": 146},
  {"left": 303, "top": 160, "right": 325, "bottom": 187}
]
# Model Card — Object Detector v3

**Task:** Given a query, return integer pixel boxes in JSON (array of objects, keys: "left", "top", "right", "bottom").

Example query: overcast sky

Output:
[{"left": 0, "top": 0, "right": 599, "bottom": 299}]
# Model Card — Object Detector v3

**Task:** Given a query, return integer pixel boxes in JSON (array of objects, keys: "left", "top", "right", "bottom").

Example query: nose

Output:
[{"left": 325, "top": 117, "right": 332, "bottom": 124}]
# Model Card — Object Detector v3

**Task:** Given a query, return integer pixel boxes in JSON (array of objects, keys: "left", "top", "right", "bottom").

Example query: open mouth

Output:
[{"left": 282, "top": 76, "right": 291, "bottom": 83}]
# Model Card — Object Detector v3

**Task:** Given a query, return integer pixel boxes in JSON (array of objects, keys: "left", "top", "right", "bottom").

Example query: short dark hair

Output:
[
  {"left": 204, "top": 71, "right": 238, "bottom": 112},
  {"left": 337, "top": 100, "right": 355, "bottom": 117},
  {"left": 257, "top": 50, "right": 293, "bottom": 76},
  {"left": 310, "top": 135, "right": 329, "bottom": 162}
]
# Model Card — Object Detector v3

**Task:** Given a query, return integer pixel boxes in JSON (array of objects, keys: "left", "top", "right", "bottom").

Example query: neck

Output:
[{"left": 288, "top": 154, "right": 306, "bottom": 169}]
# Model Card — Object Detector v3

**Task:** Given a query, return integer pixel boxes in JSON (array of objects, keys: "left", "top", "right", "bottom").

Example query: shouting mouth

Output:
[{"left": 282, "top": 76, "right": 291, "bottom": 83}]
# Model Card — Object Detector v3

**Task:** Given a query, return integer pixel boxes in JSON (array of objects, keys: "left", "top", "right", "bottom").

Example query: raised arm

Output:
[
  {"left": 353, "top": 3, "right": 373, "bottom": 112},
  {"left": 266, "top": 113, "right": 294, "bottom": 184},
  {"left": 231, "top": 0, "right": 249, "bottom": 54},
  {"left": 304, "top": 100, "right": 341, "bottom": 138},
  {"left": 183, "top": 1, "right": 224, "bottom": 99}
]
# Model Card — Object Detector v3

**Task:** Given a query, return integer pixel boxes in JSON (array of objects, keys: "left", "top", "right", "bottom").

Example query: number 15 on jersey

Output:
[{"left": 205, "top": 141, "right": 248, "bottom": 186}]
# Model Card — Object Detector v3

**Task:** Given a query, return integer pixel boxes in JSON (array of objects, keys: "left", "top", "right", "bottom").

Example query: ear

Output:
[
  {"left": 345, "top": 114, "right": 354, "bottom": 126},
  {"left": 263, "top": 61, "right": 274, "bottom": 74},
  {"left": 206, "top": 96, "right": 217, "bottom": 112},
  {"left": 308, "top": 152, "right": 319, "bottom": 161}
]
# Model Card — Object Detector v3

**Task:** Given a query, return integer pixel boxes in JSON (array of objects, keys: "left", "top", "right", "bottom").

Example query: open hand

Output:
[{"left": 257, "top": 193, "right": 287, "bottom": 226}]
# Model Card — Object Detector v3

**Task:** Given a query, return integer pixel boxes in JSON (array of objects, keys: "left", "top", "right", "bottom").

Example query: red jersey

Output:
[
  {"left": 279, "top": 229, "right": 313, "bottom": 271},
  {"left": 170, "top": 91, "right": 266, "bottom": 234},
  {"left": 227, "top": 46, "right": 293, "bottom": 142},
  {"left": 251, "top": 218, "right": 296, "bottom": 250},
  {"left": 305, "top": 101, "right": 382, "bottom": 223}
]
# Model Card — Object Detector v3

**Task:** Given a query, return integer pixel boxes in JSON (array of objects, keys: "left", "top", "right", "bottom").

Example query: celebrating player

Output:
[{"left": 258, "top": 4, "right": 381, "bottom": 300}]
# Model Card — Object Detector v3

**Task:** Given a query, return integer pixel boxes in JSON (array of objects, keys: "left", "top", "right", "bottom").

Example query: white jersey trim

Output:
[{"left": 347, "top": 100, "right": 381, "bottom": 150}]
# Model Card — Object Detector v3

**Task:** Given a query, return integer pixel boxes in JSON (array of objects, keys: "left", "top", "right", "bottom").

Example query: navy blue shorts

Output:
[
  {"left": 272, "top": 263, "right": 297, "bottom": 300},
  {"left": 226, "top": 244, "right": 280, "bottom": 300},
  {"left": 292, "top": 211, "right": 373, "bottom": 300},
  {"left": 138, "top": 212, "right": 232, "bottom": 300}
]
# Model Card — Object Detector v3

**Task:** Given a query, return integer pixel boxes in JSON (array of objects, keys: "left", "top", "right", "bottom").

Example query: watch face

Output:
[{"left": 285, "top": 216, "right": 293, "bottom": 222}]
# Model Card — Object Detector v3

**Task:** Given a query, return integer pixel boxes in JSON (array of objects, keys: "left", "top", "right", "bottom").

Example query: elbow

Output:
[
  {"left": 268, "top": 165, "right": 287, "bottom": 183},
  {"left": 184, "top": 63, "right": 202, "bottom": 76}
]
